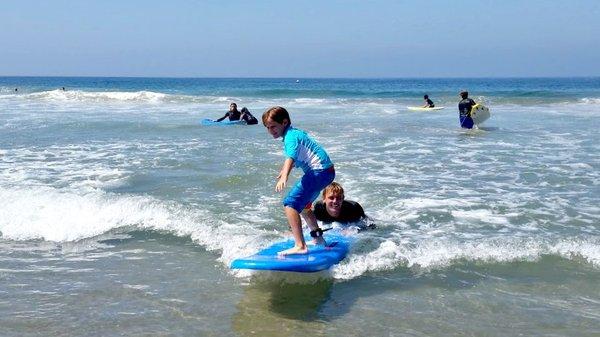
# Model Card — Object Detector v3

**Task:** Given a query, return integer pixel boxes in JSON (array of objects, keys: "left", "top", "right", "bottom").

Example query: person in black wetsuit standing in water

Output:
[
  {"left": 215, "top": 102, "right": 242, "bottom": 122},
  {"left": 458, "top": 90, "right": 476, "bottom": 129}
]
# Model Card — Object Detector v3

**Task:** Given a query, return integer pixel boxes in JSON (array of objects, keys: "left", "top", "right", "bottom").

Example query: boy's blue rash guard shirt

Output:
[{"left": 281, "top": 126, "right": 333, "bottom": 173}]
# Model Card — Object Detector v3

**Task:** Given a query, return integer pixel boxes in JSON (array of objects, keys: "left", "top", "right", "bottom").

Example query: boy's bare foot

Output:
[{"left": 278, "top": 245, "right": 308, "bottom": 256}]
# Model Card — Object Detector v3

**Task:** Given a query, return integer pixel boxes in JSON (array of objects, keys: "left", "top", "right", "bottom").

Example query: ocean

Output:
[{"left": 1, "top": 77, "right": 599, "bottom": 336}]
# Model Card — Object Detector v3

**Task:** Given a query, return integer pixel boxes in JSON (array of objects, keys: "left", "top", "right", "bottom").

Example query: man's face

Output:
[
  {"left": 324, "top": 192, "right": 344, "bottom": 218},
  {"left": 229, "top": 104, "right": 237, "bottom": 111}
]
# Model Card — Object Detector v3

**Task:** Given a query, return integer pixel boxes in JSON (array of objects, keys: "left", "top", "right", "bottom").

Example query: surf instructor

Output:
[
  {"left": 314, "top": 182, "right": 376, "bottom": 230},
  {"left": 458, "top": 91, "right": 476, "bottom": 129}
]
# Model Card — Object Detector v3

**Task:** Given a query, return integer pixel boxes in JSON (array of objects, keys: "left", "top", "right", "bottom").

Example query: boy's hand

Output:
[
  {"left": 275, "top": 158, "right": 293, "bottom": 192},
  {"left": 275, "top": 176, "right": 287, "bottom": 192}
]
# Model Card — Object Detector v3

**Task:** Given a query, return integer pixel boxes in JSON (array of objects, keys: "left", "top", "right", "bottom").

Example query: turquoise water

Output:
[{"left": 1, "top": 77, "right": 599, "bottom": 336}]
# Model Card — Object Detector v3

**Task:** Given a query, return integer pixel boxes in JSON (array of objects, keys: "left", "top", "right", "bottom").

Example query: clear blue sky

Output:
[{"left": 2, "top": 0, "right": 599, "bottom": 78}]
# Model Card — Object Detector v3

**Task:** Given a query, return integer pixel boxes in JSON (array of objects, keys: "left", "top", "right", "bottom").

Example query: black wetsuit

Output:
[
  {"left": 426, "top": 98, "right": 435, "bottom": 107},
  {"left": 458, "top": 98, "right": 476, "bottom": 128},
  {"left": 314, "top": 200, "right": 366, "bottom": 223},
  {"left": 216, "top": 110, "right": 241, "bottom": 122}
]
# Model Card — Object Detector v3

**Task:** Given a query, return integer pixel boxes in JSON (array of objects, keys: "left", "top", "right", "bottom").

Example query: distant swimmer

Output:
[
  {"left": 458, "top": 90, "right": 477, "bottom": 129},
  {"left": 422, "top": 94, "right": 435, "bottom": 108},
  {"left": 61, "top": 87, "right": 66, "bottom": 91},
  {"left": 240, "top": 107, "right": 258, "bottom": 125},
  {"left": 215, "top": 102, "right": 241, "bottom": 122},
  {"left": 313, "top": 182, "right": 376, "bottom": 231},
  {"left": 14, "top": 88, "right": 18, "bottom": 92}
]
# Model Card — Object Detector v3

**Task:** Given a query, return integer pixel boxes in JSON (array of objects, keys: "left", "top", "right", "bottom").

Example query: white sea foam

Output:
[
  {"left": 0, "top": 185, "right": 279, "bottom": 272},
  {"left": 25, "top": 89, "right": 169, "bottom": 103},
  {"left": 579, "top": 97, "right": 600, "bottom": 105},
  {"left": 3, "top": 89, "right": 252, "bottom": 106},
  {"left": 0, "top": 186, "right": 180, "bottom": 242},
  {"left": 333, "top": 236, "right": 600, "bottom": 279}
]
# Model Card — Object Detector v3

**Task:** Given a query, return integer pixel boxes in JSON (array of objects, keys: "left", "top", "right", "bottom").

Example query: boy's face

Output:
[
  {"left": 324, "top": 191, "right": 344, "bottom": 218},
  {"left": 264, "top": 118, "right": 288, "bottom": 138}
]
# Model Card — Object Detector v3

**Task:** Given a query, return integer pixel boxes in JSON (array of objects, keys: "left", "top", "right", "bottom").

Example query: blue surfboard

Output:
[
  {"left": 200, "top": 119, "right": 246, "bottom": 126},
  {"left": 231, "top": 231, "right": 353, "bottom": 273}
]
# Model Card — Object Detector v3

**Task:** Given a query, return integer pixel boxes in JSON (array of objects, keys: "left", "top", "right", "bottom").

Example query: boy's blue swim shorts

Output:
[{"left": 283, "top": 166, "right": 335, "bottom": 213}]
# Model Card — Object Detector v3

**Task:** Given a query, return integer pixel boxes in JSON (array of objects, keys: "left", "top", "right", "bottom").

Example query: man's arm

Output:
[{"left": 215, "top": 112, "right": 229, "bottom": 122}]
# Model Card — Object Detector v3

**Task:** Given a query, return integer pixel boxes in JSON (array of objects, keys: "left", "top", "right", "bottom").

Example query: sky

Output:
[{"left": 1, "top": 0, "right": 599, "bottom": 78}]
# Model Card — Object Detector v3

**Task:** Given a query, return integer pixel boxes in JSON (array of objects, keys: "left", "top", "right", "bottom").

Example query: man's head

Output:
[
  {"left": 229, "top": 102, "right": 238, "bottom": 111},
  {"left": 460, "top": 91, "right": 469, "bottom": 99},
  {"left": 424, "top": 94, "right": 429, "bottom": 100},
  {"left": 322, "top": 182, "right": 345, "bottom": 218}
]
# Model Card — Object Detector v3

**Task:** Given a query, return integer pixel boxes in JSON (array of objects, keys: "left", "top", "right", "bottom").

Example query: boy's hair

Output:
[
  {"left": 424, "top": 94, "right": 429, "bottom": 99},
  {"left": 322, "top": 182, "right": 344, "bottom": 199},
  {"left": 262, "top": 106, "right": 291, "bottom": 125},
  {"left": 460, "top": 91, "right": 469, "bottom": 99}
]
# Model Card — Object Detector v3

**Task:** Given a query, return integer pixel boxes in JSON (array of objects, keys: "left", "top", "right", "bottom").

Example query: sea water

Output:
[{"left": 1, "top": 77, "right": 599, "bottom": 336}]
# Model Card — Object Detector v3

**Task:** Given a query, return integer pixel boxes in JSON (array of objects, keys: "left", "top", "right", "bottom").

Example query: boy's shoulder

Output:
[{"left": 284, "top": 126, "right": 309, "bottom": 139}]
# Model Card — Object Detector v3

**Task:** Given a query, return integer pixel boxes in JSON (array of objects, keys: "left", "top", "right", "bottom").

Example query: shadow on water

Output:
[
  {"left": 232, "top": 277, "right": 338, "bottom": 337},
  {"left": 246, "top": 277, "right": 333, "bottom": 318}
]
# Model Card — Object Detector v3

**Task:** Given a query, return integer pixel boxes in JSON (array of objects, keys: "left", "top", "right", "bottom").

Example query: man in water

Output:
[
  {"left": 313, "top": 182, "right": 375, "bottom": 231},
  {"left": 422, "top": 94, "right": 435, "bottom": 108},
  {"left": 458, "top": 91, "right": 476, "bottom": 129},
  {"left": 215, "top": 102, "right": 241, "bottom": 122}
]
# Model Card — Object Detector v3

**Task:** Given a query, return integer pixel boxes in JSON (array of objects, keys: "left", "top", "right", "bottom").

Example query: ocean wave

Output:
[
  {"left": 579, "top": 97, "right": 600, "bottom": 105},
  {"left": 0, "top": 186, "right": 268, "bottom": 270},
  {"left": 333, "top": 236, "right": 600, "bottom": 279},
  {"left": 27, "top": 89, "right": 169, "bottom": 103},
  {"left": 3, "top": 89, "right": 241, "bottom": 105},
  {"left": 0, "top": 186, "right": 187, "bottom": 242}
]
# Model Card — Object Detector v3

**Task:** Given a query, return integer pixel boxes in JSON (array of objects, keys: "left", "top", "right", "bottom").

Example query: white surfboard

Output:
[
  {"left": 471, "top": 104, "right": 490, "bottom": 125},
  {"left": 407, "top": 106, "right": 445, "bottom": 111}
]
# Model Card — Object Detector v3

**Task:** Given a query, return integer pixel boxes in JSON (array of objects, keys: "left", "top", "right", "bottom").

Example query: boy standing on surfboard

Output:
[{"left": 262, "top": 106, "right": 335, "bottom": 255}]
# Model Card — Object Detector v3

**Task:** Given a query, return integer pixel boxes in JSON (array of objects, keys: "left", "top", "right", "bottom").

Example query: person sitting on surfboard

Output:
[
  {"left": 262, "top": 106, "right": 335, "bottom": 255},
  {"left": 215, "top": 102, "right": 241, "bottom": 122},
  {"left": 422, "top": 94, "right": 435, "bottom": 108},
  {"left": 314, "top": 182, "right": 376, "bottom": 230},
  {"left": 458, "top": 91, "right": 477, "bottom": 129},
  {"left": 240, "top": 107, "right": 258, "bottom": 125}
]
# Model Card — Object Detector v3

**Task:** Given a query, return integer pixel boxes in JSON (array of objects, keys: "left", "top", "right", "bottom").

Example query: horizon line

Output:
[{"left": 2, "top": 75, "right": 600, "bottom": 80}]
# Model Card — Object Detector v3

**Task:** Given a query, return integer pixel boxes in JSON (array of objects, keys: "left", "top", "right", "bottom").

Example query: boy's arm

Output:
[{"left": 276, "top": 158, "right": 294, "bottom": 192}]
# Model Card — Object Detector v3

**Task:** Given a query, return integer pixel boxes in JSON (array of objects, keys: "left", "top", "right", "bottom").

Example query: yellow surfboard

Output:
[
  {"left": 471, "top": 104, "right": 490, "bottom": 125},
  {"left": 407, "top": 106, "right": 445, "bottom": 111}
]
